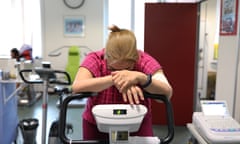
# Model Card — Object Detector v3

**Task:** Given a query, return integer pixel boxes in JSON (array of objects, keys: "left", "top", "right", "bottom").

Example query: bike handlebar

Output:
[
  {"left": 59, "top": 92, "right": 174, "bottom": 144},
  {"left": 19, "top": 68, "right": 71, "bottom": 85}
]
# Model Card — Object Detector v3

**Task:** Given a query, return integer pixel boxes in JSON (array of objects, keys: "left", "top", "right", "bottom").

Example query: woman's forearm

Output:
[
  {"left": 72, "top": 75, "right": 113, "bottom": 93},
  {"left": 144, "top": 78, "right": 173, "bottom": 98},
  {"left": 137, "top": 71, "right": 173, "bottom": 98}
]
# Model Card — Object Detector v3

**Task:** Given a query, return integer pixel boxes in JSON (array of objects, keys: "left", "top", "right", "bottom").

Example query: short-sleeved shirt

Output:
[{"left": 81, "top": 49, "right": 161, "bottom": 135}]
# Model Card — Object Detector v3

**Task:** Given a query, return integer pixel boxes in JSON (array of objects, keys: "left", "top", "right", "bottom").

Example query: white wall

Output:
[
  {"left": 235, "top": 55, "right": 240, "bottom": 121},
  {"left": 216, "top": 36, "right": 239, "bottom": 119},
  {"left": 215, "top": 2, "right": 240, "bottom": 119},
  {"left": 214, "top": 0, "right": 240, "bottom": 122},
  {"left": 40, "top": 0, "right": 105, "bottom": 70}
]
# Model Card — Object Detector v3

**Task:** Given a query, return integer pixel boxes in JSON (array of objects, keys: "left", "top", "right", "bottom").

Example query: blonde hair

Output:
[{"left": 105, "top": 25, "right": 139, "bottom": 63}]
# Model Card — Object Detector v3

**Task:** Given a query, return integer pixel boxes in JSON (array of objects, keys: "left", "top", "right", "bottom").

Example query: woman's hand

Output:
[
  {"left": 111, "top": 70, "right": 141, "bottom": 93},
  {"left": 111, "top": 70, "right": 146, "bottom": 104},
  {"left": 121, "top": 85, "right": 144, "bottom": 104}
]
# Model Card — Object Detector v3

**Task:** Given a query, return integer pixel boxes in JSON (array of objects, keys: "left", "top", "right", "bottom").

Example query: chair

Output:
[
  {"left": 65, "top": 46, "right": 80, "bottom": 82},
  {"left": 56, "top": 46, "right": 87, "bottom": 107}
]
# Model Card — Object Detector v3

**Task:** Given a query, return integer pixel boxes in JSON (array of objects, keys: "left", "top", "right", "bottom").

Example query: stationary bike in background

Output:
[{"left": 19, "top": 68, "right": 73, "bottom": 144}]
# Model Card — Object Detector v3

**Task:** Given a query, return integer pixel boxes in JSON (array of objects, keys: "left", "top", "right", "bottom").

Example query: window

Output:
[
  {"left": 107, "top": 0, "right": 158, "bottom": 51},
  {"left": 0, "top": 0, "right": 42, "bottom": 58}
]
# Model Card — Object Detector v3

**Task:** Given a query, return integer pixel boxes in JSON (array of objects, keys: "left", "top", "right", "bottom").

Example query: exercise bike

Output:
[
  {"left": 59, "top": 92, "right": 175, "bottom": 144},
  {"left": 19, "top": 67, "right": 73, "bottom": 144}
]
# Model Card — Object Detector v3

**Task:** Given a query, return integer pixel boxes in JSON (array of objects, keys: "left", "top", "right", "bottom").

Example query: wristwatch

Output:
[
  {"left": 141, "top": 74, "right": 152, "bottom": 88},
  {"left": 63, "top": 0, "right": 85, "bottom": 9}
]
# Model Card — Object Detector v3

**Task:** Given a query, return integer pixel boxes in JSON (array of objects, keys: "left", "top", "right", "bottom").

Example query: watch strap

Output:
[{"left": 141, "top": 74, "right": 152, "bottom": 88}]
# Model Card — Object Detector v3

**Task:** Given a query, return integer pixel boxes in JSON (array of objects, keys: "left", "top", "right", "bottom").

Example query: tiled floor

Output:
[{"left": 17, "top": 94, "right": 192, "bottom": 144}]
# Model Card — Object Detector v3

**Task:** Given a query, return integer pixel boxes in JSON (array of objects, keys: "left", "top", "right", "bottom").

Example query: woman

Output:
[
  {"left": 72, "top": 25, "right": 173, "bottom": 140},
  {"left": 11, "top": 48, "right": 20, "bottom": 61}
]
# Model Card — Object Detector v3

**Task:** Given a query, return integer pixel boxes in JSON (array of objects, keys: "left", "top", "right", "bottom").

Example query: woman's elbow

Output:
[
  {"left": 71, "top": 82, "right": 84, "bottom": 93},
  {"left": 166, "top": 86, "right": 173, "bottom": 99},
  {"left": 71, "top": 85, "right": 79, "bottom": 93}
]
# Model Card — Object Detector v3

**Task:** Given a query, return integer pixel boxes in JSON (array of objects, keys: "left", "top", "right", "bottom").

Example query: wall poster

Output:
[
  {"left": 220, "top": 0, "right": 238, "bottom": 35},
  {"left": 64, "top": 15, "right": 85, "bottom": 37}
]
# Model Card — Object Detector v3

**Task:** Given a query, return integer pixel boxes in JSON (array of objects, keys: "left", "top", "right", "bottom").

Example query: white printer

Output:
[{"left": 193, "top": 100, "right": 240, "bottom": 144}]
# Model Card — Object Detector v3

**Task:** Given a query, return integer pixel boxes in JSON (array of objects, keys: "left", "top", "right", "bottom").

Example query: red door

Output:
[{"left": 144, "top": 3, "right": 198, "bottom": 125}]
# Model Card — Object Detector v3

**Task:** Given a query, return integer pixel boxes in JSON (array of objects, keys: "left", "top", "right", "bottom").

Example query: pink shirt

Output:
[{"left": 80, "top": 49, "right": 162, "bottom": 136}]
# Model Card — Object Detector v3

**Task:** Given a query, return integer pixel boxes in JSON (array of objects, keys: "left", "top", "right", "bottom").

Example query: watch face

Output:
[{"left": 64, "top": 0, "right": 85, "bottom": 9}]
